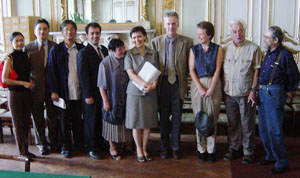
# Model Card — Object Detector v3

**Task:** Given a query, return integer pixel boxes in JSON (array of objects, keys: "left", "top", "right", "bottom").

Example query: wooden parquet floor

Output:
[{"left": 0, "top": 128, "right": 231, "bottom": 178}]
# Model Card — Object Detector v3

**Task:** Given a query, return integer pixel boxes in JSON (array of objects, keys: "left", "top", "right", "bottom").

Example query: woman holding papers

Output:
[
  {"left": 2, "top": 32, "right": 35, "bottom": 159},
  {"left": 189, "top": 21, "right": 223, "bottom": 163},
  {"left": 124, "top": 26, "right": 159, "bottom": 163},
  {"left": 98, "top": 39, "right": 131, "bottom": 160}
]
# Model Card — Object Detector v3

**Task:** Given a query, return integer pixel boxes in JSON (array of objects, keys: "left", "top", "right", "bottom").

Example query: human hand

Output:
[
  {"left": 103, "top": 100, "right": 111, "bottom": 111},
  {"left": 247, "top": 92, "right": 256, "bottom": 107},
  {"left": 51, "top": 92, "right": 59, "bottom": 102},
  {"left": 85, "top": 97, "right": 94, "bottom": 104},
  {"left": 204, "top": 87, "right": 214, "bottom": 97}
]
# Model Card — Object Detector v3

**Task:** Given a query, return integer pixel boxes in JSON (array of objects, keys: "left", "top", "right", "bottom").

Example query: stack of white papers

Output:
[
  {"left": 132, "top": 61, "right": 161, "bottom": 92},
  {"left": 53, "top": 98, "right": 66, "bottom": 109}
]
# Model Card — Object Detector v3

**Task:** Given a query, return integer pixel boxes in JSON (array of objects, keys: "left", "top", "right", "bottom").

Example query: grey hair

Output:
[
  {"left": 163, "top": 11, "right": 179, "bottom": 22},
  {"left": 228, "top": 19, "right": 247, "bottom": 33},
  {"left": 268, "top": 26, "right": 284, "bottom": 44}
]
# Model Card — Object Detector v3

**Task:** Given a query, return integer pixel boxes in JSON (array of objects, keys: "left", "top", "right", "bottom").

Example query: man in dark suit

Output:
[
  {"left": 77, "top": 23, "right": 108, "bottom": 159},
  {"left": 47, "top": 20, "right": 85, "bottom": 158},
  {"left": 151, "top": 11, "right": 193, "bottom": 160},
  {"left": 25, "top": 19, "right": 58, "bottom": 155}
]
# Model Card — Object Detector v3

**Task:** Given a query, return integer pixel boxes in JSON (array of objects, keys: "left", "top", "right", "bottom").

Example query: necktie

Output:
[
  {"left": 40, "top": 42, "right": 45, "bottom": 67},
  {"left": 97, "top": 47, "right": 104, "bottom": 59},
  {"left": 168, "top": 39, "right": 176, "bottom": 84}
]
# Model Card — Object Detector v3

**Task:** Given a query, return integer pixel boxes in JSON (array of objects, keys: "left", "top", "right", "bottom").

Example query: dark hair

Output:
[
  {"left": 108, "top": 39, "right": 125, "bottom": 51},
  {"left": 129, "top": 26, "right": 147, "bottom": 38},
  {"left": 197, "top": 21, "right": 215, "bottom": 40},
  {"left": 60, "top": 20, "right": 77, "bottom": 31},
  {"left": 10, "top": 32, "right": 24, "bottom": 42},
  {"left": 34, "top": 18, "right": 50, "bottom": 29},
  {"left": 269, "top": 26, "right": 284, "bottom": 44},
  {"left": 85, "top": 22, "right": 102, "bottom": 34}
]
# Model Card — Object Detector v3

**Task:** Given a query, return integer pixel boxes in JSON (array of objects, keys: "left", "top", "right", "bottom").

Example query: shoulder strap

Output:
[{"left": 268, "top": 50, "right": 283, "bottom": 85}]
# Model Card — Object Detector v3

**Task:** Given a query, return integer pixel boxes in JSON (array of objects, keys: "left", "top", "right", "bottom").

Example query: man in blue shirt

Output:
[{"left": 257, "top": 26, "right": 300, "bottom": 174}]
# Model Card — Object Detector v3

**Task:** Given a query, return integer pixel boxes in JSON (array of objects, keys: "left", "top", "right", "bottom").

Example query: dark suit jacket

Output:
[
  {"left": 77, "top": 44, "right": 108, "bottom": 102},
  {"left": 25, "top": 39, "right": 57, "bottom": 101},
  {"left": 47, "top": 41, "right": 85, "bottom": 103}
]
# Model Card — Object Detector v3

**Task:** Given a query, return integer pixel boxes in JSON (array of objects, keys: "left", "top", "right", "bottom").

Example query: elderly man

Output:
[
  {"left": 151, "top": 11, "right": 193, "bottom": 160},
  {"left": 223, "top": 19, "right": 262, "bottom": 164},
  {"left": 257, "top": 26, "right": 300, "bottom": 174},
  {"left": 25, "top": 19, "right": 58, "bottom": 155}
]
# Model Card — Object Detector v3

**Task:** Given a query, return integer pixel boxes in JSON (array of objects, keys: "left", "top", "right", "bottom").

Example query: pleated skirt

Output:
[{"left": 102, "top": 120, "right": 132, "bottom": 143}]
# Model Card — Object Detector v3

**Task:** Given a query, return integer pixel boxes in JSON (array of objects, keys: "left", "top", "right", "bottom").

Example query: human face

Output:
[
  {"left": 131, "top": 31, "right": 146, "bottom": 48},
  {"left": 263, "top": 29, "right": 277, "bottom": 51},
  {"left": 12, "top": 35, "right": 25, "bottom": 51},
  {"left": 34, "top": 23, "right": 49, "bottom": 41},
  {"left": 87, "top": 26, "right": 101, "bottom": 46},
  {"left": 62, "top": 24, "right": 76, "bottom": 41},
  {"left": 197, "top": 28, "right": 211, "bottom": 45},
  {"left": 231, "top": 23, "right": 245, "bottom": 46},
  {"left": 113, "top": 46, "right": 126, "bottom": 59},
  {"left": 164, "top": 16, "right": 179, "bottom": 38}
]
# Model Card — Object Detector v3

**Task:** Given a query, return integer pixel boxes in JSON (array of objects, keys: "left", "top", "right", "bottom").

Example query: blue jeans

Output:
[{"left": 258, "top": 85, "right": 289, "bottom": 168}]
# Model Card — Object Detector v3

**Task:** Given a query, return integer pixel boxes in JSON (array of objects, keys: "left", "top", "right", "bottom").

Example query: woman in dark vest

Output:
[
  {"left": 2, "top": 32, "right": 35, "bottom": 159},
  {"left": 189, "top": 21, "right": 223, "bottom": 163}
]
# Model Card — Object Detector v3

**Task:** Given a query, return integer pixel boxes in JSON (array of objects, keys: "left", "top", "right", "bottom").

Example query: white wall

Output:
[
  {"left": 182, "top": 0, "right": 207, "bottom": 43},
  {"left": 12, "top": 0, "right": 33, "bottom": 16}
]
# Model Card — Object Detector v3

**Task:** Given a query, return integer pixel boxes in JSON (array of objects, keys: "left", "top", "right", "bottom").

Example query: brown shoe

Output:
[
  {"left": 160, "top": 151, "right": 168, "bottom": 160},
  {"left": 173, "top": 150, "right": 181, "bottom": 160}
]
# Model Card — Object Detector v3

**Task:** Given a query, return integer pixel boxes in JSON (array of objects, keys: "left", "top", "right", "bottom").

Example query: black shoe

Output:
[
  {"left": 39, "top": 148, "right": 48, "bottom": 155},
  {"left": 242, "top": 155, "right": 254, "bottom": 164},
  {"left": 198, "top": 152, "right": 208, "bottom": 162},
  {"left": 61, "top": 150, "right": 71, "bottom": 158},
  {"left": 257, "top": 159, "right": 276, "bottom": 166},
  {"left": 160, "top": 151, "right": 168, "bottom": 160},
  {"left": 224, "top": 150, "right": 238, "bottom": 161},
  {"left": 172, "top": 150, "right": 181, "bottom": 160},
  {"left": 27, "top": 152, "right": 36, "bottom": 159},
  {"left": 88, "top": 151, "right": 101, "bottom": 160},
  {"left": 208, "top": 153, "right": 216, "bottom": 163},
  {"left": 269, "top": 166, "right": 289, "bottom": 174}
]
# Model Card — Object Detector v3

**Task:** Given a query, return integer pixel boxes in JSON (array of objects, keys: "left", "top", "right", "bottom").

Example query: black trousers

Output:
[
  {"left": 159, "top": 77, "right": 183, "bottom": 152},
  {"left": 58, "top": 100, "right": 83, "bottom": 151},
  {"left": 83, "top": 97, "right": 104, "bottom": 152}
]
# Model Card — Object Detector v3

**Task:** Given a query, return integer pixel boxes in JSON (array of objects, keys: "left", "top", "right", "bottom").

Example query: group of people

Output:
[{"left": 2, "top": 10, "right": 300, "bottom": 175}]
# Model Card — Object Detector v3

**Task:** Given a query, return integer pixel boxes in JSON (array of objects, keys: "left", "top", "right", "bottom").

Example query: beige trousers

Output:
[{"left": 191, "top": 77, "right": 222, "bottom": 154}]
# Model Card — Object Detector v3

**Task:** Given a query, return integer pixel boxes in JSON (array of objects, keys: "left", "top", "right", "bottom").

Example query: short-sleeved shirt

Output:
[
  {"left": 124, "top": 46, "right": 159, "bottom": 96},
  {"left": 259, "top": 45, "right": 300, "bottom": 91},
  {"left": 192, "top": 42, "right": 219, "bottom": 78},
  {"left": 223, "top": 40, "right": 262, "bottom": 97}
]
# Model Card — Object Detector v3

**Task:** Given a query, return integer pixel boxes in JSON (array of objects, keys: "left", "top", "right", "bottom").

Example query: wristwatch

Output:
[{"left": 250, "top": 87, "right": 257, "bottom": 93}]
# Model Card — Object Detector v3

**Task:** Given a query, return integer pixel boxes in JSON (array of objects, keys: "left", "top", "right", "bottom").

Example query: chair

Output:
[{"left": 0, "top": 110, "right": 33, "bottom": 145}]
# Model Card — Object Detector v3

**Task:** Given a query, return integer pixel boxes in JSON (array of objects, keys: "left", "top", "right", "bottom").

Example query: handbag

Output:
[
  {"left": 194, "top": 110, "right": 214, "bottom": 137},
  {"left": 0, "top": 55, "right": 19, "bottom": 88}
]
